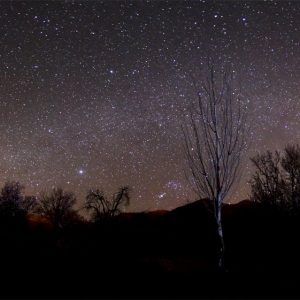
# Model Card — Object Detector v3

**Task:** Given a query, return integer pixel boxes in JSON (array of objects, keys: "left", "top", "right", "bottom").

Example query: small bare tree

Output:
[
  {"left": 183, "top": 63, "right": 247, "bottom": 269},
  {"left": 85, "top": 186, "right": 130, "bottom": 222},
  {"left": 37, "top": 187, "right": 77, "bottom": 230}
]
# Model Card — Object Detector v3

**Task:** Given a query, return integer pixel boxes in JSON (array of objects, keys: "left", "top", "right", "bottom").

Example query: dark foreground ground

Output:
[
  {"left": 2, "top": 259, "right": 300, "bottom": 299},
  {"left": 1, "top": 199, "right": 300, "bottom": 299}
]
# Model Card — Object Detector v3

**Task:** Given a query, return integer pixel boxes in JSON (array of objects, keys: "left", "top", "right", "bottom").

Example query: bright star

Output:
[{"left": 158, "top": 192, "right": 166, "bottom": 199}]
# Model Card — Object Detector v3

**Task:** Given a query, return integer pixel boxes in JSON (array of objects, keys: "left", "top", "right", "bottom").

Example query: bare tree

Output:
[
  {"left": 250, "top": 150, "right": 286, "bottom": 207},
  {"left": 85, "top": 186, "right": 130, "bottom": 222},
  {"left": 182, "top": 63, "right": 247, "bottom": 269},
  {"left": 251, "top": 144, "right": 300, "bottom": 210},
  {"left": 0, "top": 181, "right": 26, "bottom": 218},
  {"left": 281, "top": 144, "right": 300, "bottom": 208},
  {"left": 21, "top": 196, "right": 38, "bottom": 213},
  {"left": 0, "top": 181, "right": 38, "bottom": 217},
  {"left": 36, "top": 187, "right": 77, "bottom": 230}
]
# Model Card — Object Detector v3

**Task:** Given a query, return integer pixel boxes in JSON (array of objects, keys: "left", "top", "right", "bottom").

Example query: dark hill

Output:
[
  {"left": 1, "top": 199, "right": 300, "bottom": 298},
  {"left": 110, "top": 198, "right": 300, "bottom": 274}
]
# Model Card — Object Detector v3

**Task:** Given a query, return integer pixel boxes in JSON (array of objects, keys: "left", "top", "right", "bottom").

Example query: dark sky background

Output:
[{"left": 0, "top": 0, "right": 299, "bottom": 212}]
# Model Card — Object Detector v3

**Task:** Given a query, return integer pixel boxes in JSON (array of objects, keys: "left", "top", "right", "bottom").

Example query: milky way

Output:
[{"left": 0, "top": 1, "right": 299, "bottom": 211}]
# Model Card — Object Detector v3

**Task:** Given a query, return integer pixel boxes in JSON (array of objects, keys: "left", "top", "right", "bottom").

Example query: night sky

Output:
[{"left": 0, "top": 1, "right": 299, "bottom": 212}]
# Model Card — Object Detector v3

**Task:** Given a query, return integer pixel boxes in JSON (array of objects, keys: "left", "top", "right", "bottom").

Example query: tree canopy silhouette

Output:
[
  {"left": 36, "top": 187, "right": 77, "bottom": 230},
  {"left": 0, "top": 181, "right": 24, "bottom": 218},
  {"left": 0, "top": 181, "right": 37, "bottom": 221},
  {"left": 250, "top": 144, "right": 300, "bottom": 210}
]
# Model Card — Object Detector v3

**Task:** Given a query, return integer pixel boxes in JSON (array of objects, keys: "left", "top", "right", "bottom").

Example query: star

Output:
[{"left": 158, "top": 192, "right": 166, "bottom": 199}]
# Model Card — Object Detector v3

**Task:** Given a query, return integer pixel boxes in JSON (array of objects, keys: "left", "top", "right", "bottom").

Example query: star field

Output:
[{"left": 0, "top": 1, "right": 300, "bottom": 211}]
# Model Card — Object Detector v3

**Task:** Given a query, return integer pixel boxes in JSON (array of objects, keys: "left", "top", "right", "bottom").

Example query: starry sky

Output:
[{"left": 0, "top": 0, "right": 300, "bottom": 212}]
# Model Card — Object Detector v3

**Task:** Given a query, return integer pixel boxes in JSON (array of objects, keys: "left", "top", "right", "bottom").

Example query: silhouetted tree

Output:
[
  {"left": 0, "top": 181, "right": 26, "bottom": 219},
  {"left": 36, "top": 187, "right": 77, "bottom": 230},
  {"left": 251, "top": 144, "right": 300, "bottom": 210},
  {"left": 281, "top": 144, "right": 300, "bottom": 208},
  {"left": 21, "top": 196, "right": 38, "bottom": 214},
  {"left": 85, "top": 186, "right": 130, "bottom": 222},
  {"left": 250, "top": 151, "right": 285, "bottom": 207},
  {"left": 0, "top": 181, "right": 39, "bottom": 217},
  {"left": 182, "top": 62, "right": 247, "bottom": 269}
]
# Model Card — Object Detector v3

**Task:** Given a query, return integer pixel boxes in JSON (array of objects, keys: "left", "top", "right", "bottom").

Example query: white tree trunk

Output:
[{"left": 216, "top": 195, "right": 225, "bottom": 270}]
